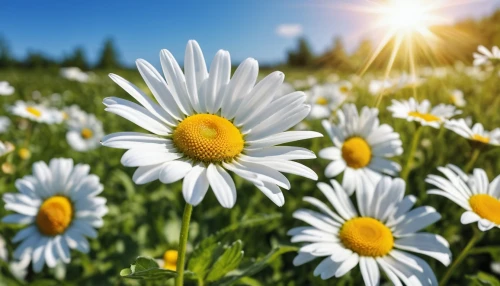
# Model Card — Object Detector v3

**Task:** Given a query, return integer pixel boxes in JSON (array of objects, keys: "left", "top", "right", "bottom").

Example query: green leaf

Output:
[
  {"left": 467, "top": 272, "right": 500, "bottom": 286},
  {"left": 120, "top": 256, "right": 177, "bottom": 280},
  {"left": 213, "top": 245, "right": 298, "bottom": 286},
  {"left": 206, "top": 240, "right": 244, "bottom": 282},
  {"left": 188, "top": 214, "right": 281, "bottom": 280}
]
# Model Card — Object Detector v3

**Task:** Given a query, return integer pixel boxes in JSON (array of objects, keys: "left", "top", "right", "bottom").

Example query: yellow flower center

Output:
[
  {"left": 472, "top": 134, "right": 490, "bottom": 144},
  {"left": 36, "top": 196, "right": 73, "bottom": 236},
  {"left": 469, "top": 194, "right": 500, "bottom": 224},
  {"left": 62, "top": 112, "right": 69, "bottom": 120},
  {"left": 163, "top": 250, "right": 178, "bottom": 271},
  {"left": 339, "top": 217, "right": 394, "bottom": 257},
  {"left": 81, "top": 128, "right": 94, "bottom": 139},
  {"left": 340, "top": 86, "right": 349, "bottom": 94},
  {"left": 315, "top": 97, "right": 328, "bottom": 105},
  {"left": 173, "top": 114, "right": 244, "bottom": 163},
  {"left": 18, "top": 148, "right": 31, "bottom": 160},
  {"left": 408, "top": 111, "right": 440, "bottom": 122},
  {"left": 26, "top": 107, "right": 42, "bottom": 118},
  {"left": 342, "top": 137, "right": 372, "bottom": 169}
]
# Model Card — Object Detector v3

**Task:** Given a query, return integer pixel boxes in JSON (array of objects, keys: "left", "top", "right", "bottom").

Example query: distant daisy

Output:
[
  {"left": 449, "top": 89, "right": 466, "bottom": 107},
  {"left": 66, "top": 112, "right": 104, "bottom": 152},
  {"left": 290, "top": 177, "right": 451, "bottom": 284},
  {"left": 334, "top": 80, "right": 352, "bottom": 97},
  {"left": 307, "top": 84, "right": 346, "bottom": 119},
  {"left": 473, "top": 45, "right": 500, "bottom": 67},
  {"left": 368, "top": 79, "right": 394, "bottom": 96},
  {"left": 62, "top": 104, "right": 86, "bottom": 122},
  {"left": 396, "top": 74, "right": 425, "bottom": 89},
  {"left": 0, "top": 235, "right": 7, "bottom": 261},
  {"left": 0, "top": 141, "right": 14, "bottom": 157},
  {"left": 320, "top": 104, "right": 402, "bottom": 194},
  {"left": 387, "top": 98, "right": 461, "bottom": 129},
  {"left": 2, "top": 158, "right": 108, "bottom": 272},
  {"left": 102, "top": 40, "right": 321, "bottom": 208},
  {"left": 0, "top": 81, "right": 14, "bottom": 96},
  {"left": 10, "top": 101, "right": 64, "bottom": 124},
  {"left": 445, "top": 119, "right": 500, "bottom": 146},
  {"left": 60, "top": 67, "right": 90, "bottom": 83},
  {"left": 0, "top": 116, "right": 11, "bottom": 133},
  {"left": 427, "top": 165, "right": 500, "bottom": 231}
]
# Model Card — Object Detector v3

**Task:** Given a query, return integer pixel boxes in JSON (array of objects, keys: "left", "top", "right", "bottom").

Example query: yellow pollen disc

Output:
[
  {"left": 469, "top": 194, "right": 500, "bottom": 224},
  {"left": 36, "top": 196, "right": 73, "bottom": 236},
  {"left": 340, "top": 86, "right": 349, "bottom": 94},
  {"left": 62, "top": 112, "right": 69, "bottom": 120},
  {"left": 408, "top": 111, "right": 440, "bottom": 122},
  {"left": 315, "top": 97, "right": 328, "bottom": 105},
  {"left": 472, "top": 134, "right": 490, "bottom": 144},
  {"left": 173, "top": 114, "right": 244, "bottom": 163},
  {"left": 26, "top": 107, "right": 42, "bottom": 118},
  {"left": 81, "top": 128, "right": 93, "bottom": 139},
  {"left": 163, "top": 250, "right": 178, "bottom": 271},
  {"left": 18, "top": 148, "right": 31, "bottom": 160},
  {"left": 342, "top": 137, "right": 372, "bottom": 169},
  {"left": 339, "top": 217, "right": 394, "bottom": 257}
]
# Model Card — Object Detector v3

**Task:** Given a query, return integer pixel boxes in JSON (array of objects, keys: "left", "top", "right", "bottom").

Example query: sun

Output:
[{"left": 381, "top": 1, "right": 432, "bottom": 33}]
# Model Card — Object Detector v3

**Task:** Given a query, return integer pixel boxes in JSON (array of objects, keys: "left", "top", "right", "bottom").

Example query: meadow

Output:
[{"left": 0, "top": 56, "right": 499, "bottom": 286}]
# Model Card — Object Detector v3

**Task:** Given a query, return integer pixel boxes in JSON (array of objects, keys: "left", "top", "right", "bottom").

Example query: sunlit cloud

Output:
[{"left": 276, "top": 24, "right": 303, "bottom": 38}]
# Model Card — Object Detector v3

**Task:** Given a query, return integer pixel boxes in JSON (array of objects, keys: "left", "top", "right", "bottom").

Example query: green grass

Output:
[{"left": 1, "top": 66, "right": 500, "bottom": 285}]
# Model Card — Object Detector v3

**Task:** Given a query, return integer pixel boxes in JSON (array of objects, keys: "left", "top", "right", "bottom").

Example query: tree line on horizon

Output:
[{"left": 1, "top": 8, "right": 499, "bottom": 72}]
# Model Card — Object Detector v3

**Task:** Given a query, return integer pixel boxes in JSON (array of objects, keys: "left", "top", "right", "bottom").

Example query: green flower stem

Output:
[
  {"left": 439, "top": 227, "right": 484, "bottom": 286},
  {"left": 175, "top": 203, "right": 193, "bottom": 286},
  {"left": 400, "top": 125, "right": 423, "bottom": 182},
  {"left": 464, "top": 148, "right": 481, "bottom": 174}
]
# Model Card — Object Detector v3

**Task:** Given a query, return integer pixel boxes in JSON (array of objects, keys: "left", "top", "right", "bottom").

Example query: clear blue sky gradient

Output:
[{"left": 2, "top": 0, "right": 499, "bottom": 66}]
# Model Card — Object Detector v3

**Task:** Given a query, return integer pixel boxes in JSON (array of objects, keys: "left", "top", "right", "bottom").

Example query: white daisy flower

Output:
[
  {"left": 368, "top": 79, "right": 394, "bottom": 96},
  {"left": 445, "top": 119, "right": 500, "bottom": 146},
  {"left": 2, "top": 158, "right": 108, "bottom": 272},
  {"left": 387, "top": 98, "right": 461, "bottom": 129},
  {"left": 0, "top": 81, "right": 14, "bottom": 96},
  {"left": 10, "top": 101, "right": 64, "bottom": 124},
  {"left": 335, "top": 80, "right": 352, "bottom": 97},
  {"left": 473, "top": 45, "right": 500, "bottom": 67},
  {"left": 0, "top": 141, "right": 14, "bottom": 157},
  {"left": 102, "top": 40, "right": 321, "bottom": 208},
  {"left": 62, "top": 104, "right": 86, "bottom": 122},
  {"left": 320, "top": 104, "right": 402, "bottom": 194},
  {"left": 426, "top": 165, "right": 500, "bottom": 231},
  {"left": 449, "top": 89, "right": 466, "bottom": 107},
  {"left": 307, "top": 84, "right": 347, "bottom": 119},
  {"left": 396, "top": 73, "right": 425, "bottom": 89},
  {"left": 60, "top": 67, "right": 90, "bottom": 83},
  {"left": 66, "top": 112, "right": 104, "bottom": 152},
  {"left": 289, "top": 177, "right": 451, "bottom": 284},
  {"left": 0, "top": 116, "right": 11, "bottom": 133},
  {"left": 0, "top": 235, "right": 7, "bottom": 261},
  {"left": 492, "top": 262, "right": 500, "bottom": 275}
]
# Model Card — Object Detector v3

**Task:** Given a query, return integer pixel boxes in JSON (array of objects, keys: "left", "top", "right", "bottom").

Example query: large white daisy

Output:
[
  {"left": 289, "top": 177, "right": 451, "bottom": 285},
  {"left": 66, "top": 111, "right": 104, "bottom": 152},
  {"left": 10, "top": 101, "right": 64, "bottom": 124},
  {"left": 473, "top": 45, "right": 500, "bottom": 67},
  {"left": 426, "top": 165, "right": 500, "bottom": 231},
  {"left": 320, "top": 104, "right": 402, "bottom": 194},
  {"left": 307, "top": 83, "right": 347, "bottom": 119},
  {"left": 2, "top": 158, "right": 108, "bottom": 272},
  {"left": 445, "top": 119, "right": 500, "bottom": 146},
  {"left": 102, "top": 40, "right": 321, "bottom": 208},
  {"left": 387, "top": 98, "right": 461, "bottom": 129}
]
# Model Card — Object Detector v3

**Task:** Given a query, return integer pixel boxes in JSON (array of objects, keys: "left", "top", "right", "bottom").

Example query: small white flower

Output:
[
  {"left": 445, "top": 119, "right": 500, "bottom": 146},
  {"left": 320, "top": 104, "right": 402, "bottom": 194},
  {"left": 396, "top": 73, "right": 425, "bottom": 89},
  {"left": 0, "top": 116, "right": 11, "bottom": 133},
  {"left": 0, "top": 81, "right": 14, "bottom": 96},
  {"left": 449, "top": 89, "right": 466, "bottom": 107},
  {"left": 102, "top": 40, "right": 321, "bottom": 208},
  {"left": 0, "top": 141, "right": 14, "bottom": 157},
  {"left": 388, "top": 98, "right": 461, "bottom": 128},
  {"left": 307, "top": 84, "right": 347, "bottom": 119},
  {"left": 2, "top": 158, "right": 108, "bottom": 272},
  {"left": 0, "top": 235, "right": 7, "bottom": 261},
  {"left": 492, "top": 262, "right": 500, "bottom": 275},
  {"left": 66, "top": 112, "right": 104, "bottom": 152},
  {"left": 368, "top": 79, "right": 394, "bottom": 96},
  {"left": 10, "top": 101, "right": 64, "bottom": 124},
  {"left": 60, "top": 67, "right": 90, "bottom": 83},
  {"left": 427, "top": 165, "right": 500, "bottom": 231},
  {"left": 473, "top": 45, "right": 500, "bottom": 67},
  {"left": 290, "top": 177, "right": 451, "bottom": 284}
]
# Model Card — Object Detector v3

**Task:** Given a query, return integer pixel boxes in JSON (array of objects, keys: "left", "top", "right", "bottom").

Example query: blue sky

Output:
[{"left": 2, "top": 0, "right": 499, "bottom": 66}]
